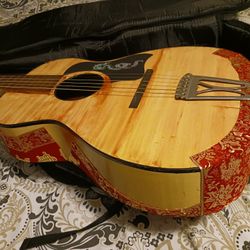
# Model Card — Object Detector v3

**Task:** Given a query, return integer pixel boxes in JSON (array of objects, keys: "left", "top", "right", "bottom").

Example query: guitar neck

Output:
[{"left": 0, "top": 74, "right": 61, "bottom": 94}]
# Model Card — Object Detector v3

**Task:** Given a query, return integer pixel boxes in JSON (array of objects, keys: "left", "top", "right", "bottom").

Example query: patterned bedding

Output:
[
  {"left": 0, "top": 1, "right": 250, "bottom": 250},
  {"left": 0, "top": 0, "right": 102, "bottom": 26}
]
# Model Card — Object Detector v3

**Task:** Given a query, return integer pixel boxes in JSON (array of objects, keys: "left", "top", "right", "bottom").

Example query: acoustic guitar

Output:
[{"left": 0, "top": 46, "right": 249, "bottom": 217}]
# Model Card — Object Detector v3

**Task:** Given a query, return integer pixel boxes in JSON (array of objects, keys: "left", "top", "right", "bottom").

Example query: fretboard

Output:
[{"left": 0, "top": 74, "right": 62, "bottom": 93}]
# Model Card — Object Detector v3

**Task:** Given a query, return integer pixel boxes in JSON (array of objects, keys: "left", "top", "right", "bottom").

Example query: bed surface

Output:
[{"left": 0, "top": 0, "right": 103, "bottom": 27}]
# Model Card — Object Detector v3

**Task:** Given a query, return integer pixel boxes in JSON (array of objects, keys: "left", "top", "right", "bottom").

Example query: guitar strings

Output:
[
  {"left": 0, "top": 72, "right": 183, "bottom": 78},
  {"left": 0, "top": 86, "right": 178, "bottom": 97},
  {"left": 0, "top": 75, "right": 180, "bottom": 84},
  {"left": 1, "top": 80, "right": 245, "bottom": 91},
  {"left": 0, "top": 76, "right": 181, "bottom": 80},
  {"left": 0, "top": 76, "right": 181, "bottom": 83},
  {"left": 0, "top": 74, "right": 182, "bottom": 85},
  {"left": 0, "top": 82, "right": 179, "bottom": 96},
  {"left": 0, "top": 74, "right": 186, "bottom": 97},
  {"left": 0, "top": 81, "right": 180, "bottom": 88},
  {"left": 0, "top": 78, "right": 181, "bottom": 90},
  {"left": 0, "top": 85, "right": 178, "bottom": 94},
  {"left": 0, "top": 71, "right": 186, "bottom": 89},
  {"left": 0, "top": 81, "right": 179, "bottom": 88},
  {"left": 0, "top": 77, "right": 245, "bottom": 97},
  {"left": 0, "top": 83, "right": 239, "bottom": 98},
  {"left": 0, "top": 86, "right": 179, "bottom": 95}
]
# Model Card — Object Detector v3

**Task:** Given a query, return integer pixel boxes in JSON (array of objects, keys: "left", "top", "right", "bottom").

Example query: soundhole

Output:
[{"left": 54, "top": 73, "right": 104, "bottom": 100}]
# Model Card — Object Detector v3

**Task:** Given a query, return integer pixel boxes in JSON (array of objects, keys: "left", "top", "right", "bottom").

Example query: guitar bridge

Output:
[{"left": 175, "top": 74, "right": 250, "bottom": 101}]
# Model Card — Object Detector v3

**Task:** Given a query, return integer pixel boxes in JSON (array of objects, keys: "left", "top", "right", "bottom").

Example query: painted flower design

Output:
[
  {"left": 220, "top": 158, "right": 241, "bottom": 181},
  {"left": 206, "top": 184, "right": 234, "bottom": 209},
  {"left": 216, "top": 185, "right": 233, "bottom": 202},
  {"left": 219, "top": 132, "right": 244, "bottom": 153}
]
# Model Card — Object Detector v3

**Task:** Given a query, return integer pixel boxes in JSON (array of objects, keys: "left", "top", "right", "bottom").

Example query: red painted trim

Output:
[{"left": 192, "top": 49, "right": 250, "bottom": 214}]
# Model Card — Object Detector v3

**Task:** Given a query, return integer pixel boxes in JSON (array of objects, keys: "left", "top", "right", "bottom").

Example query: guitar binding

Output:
[{"left": 175, "top": 73, "right": 250, "bottom": 101}]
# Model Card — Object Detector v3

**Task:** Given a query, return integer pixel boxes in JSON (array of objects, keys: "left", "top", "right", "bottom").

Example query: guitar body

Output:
[{"left": 0, "top": 46, "right": 249, "bottom": 216}]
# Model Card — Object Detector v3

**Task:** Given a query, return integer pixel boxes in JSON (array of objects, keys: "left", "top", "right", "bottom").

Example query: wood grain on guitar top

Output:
[{"left": 0, "top": 47, "right": 240, "bottom": 169}]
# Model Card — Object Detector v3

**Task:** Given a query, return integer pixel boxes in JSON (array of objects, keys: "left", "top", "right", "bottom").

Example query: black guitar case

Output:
[{"left": 0, "top": 0, "right": 249, "bottom": 74}]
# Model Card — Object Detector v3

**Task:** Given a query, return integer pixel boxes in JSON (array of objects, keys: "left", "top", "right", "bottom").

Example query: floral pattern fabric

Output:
[
  {"left": 238, "top": 8, "right": 250, "bottom": 24},
  {"left": 0, "top": 0, "right": 102, "bottom": 26},
  {"left": 0, "top": 143, "right": 250, "bottom": 250}
]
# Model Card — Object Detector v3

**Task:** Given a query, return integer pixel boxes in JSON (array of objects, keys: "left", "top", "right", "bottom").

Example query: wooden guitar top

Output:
[{"left": 0, "top": 47, "right": 240, "bottom": 169}]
